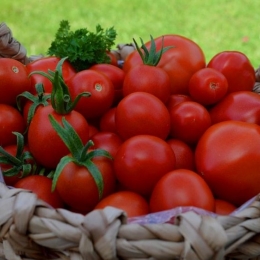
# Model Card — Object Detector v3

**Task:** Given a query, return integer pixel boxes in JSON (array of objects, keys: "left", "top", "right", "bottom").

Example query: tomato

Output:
[
  {"left": 0, "top": 58, "right": 31, "bottom": 106},
  {"left": 89, "top": 63, "right": 125, "bottom": 106},
  {"left": 14, "top": 175, "right": 64, "bottom": 209},
  {"left": 91, "top": 131, "right": 123, "bottom": 158},
  {"left": 188, "top": 68, "right": 228, "bottom": 106},
  {"left": 0, "top": 104, "right": 26, "bottom": 147},
  {"left": 209, "top": 91, "right": 260, "bottom": 125},
  {"left": 94, "top": 191, "right": 149, "bottom": 217},
  {"left": 106, "top": 51, "right": 119, "bottom": 67},
  {"left": 67, "top": 69, "right": 115, "bottom": 120},
  {"left": 123, "top": 35, "right": 206, "bottom": 95},
  {"left": 99, "top": 107, "right": 117, "bottom": 133},
  {"left": 88, "top": 124, "right": 99, "bottom": 138},
  {"left": 214, "top": 199, "right": 237, "bottom": 215},
  {"left": 27, "top": 105, "right": 89, "bottom": 169},
  {"left": 115, "top": 92, "right": 171, "bottom": 140},
  {"left": 149, "top": 169, "right": 215, "bottom": 213},
  {"left": 56, "top": 156, "right": 116, "bottom": 213},
  {"left": 167, "top": 138, "right": 195, "bottom": 170},
  {"left": 167, "top": 94, "right": 193, "bottom": 111},
  {"left": 123, "top": 64, "right": 171, "bottom": 104},
  {"left": 26, "top": 56, "right": 76, "bottom": 94},
  {"left": 114, "top": 135, "right": 176, "bottom": 197},
  {"left": 195, "top": 120, "right": 260, "bottom": 206},
  {"left": 168, "top": 101, "right": 211, "bottom": 145},
  {"left": 207, "top": 51, "right": 255, "bottom": 93}
]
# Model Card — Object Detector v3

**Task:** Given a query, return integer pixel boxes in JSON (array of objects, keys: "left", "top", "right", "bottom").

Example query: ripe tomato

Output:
[
  {"left": 14, "top": 175, "right": 64, "bottom": 209},
  {"left": 56, "top": 156, "right": 116, "bottom": 213},
  {"left": 168, "top": 101, "right": 211, "bottom": 145},
  {"left": 115, "top": 92, "right": 171, "bottom": 140},
  {"left": 188, "top": 68, "right": 228, "bottom": 106},
  {"left": 149, "top": 169, "right": 215, "bottom": 213},
  {"left": 123, "top": 34, "right": 206, "bottom": 95},
  {"left": 27, "top": 105, "right": 89, "bottom": 169},
  {"left": 214, "top": 199, "right": 236, "bottom": 215},
  {"left": 91, "top": 131, "right": 123, "bottom": 158},
  {"left": 123, "top": 64, "right": 171, "bottom": 104},
  {"left": 99, "top": 107, "right": 117, "bottom": 133},
  {"left": 88, "top": 124, "right": 99, "bottom": 138},
  {"left": 166, "top": 94, "right": 193, "bottom": 111},
  {"left": 94, "top": 191, "right": 149, "bottom": 217},
  {"left": 26, "top": 56, "right": 76, "bottom": 94},
  {"left": 0, "top": 104, "right": 26, "bottom": 147},
  {"left": 195, "top": 120, "right": 260, "bottom": 206},
  {"left": 209, "top": 91, "right": 260, "bottom": 125},
  {"left": 207, "top": 51, "right": 255, "bottom": 93},
  {"left": 89, "top": 63, "right": 125, "bottom": 106},
  {"left": 114, "top": 135, "right": 176, "bottom": 197},
  {"left": 0, "top": 58, "right": 31, "bottom": 106},
  {"left": 67, "top": 69, "right": 115, "bottom": 120},
  {"left": 167, "top": 138, "right": 195, "bottom": 170}
]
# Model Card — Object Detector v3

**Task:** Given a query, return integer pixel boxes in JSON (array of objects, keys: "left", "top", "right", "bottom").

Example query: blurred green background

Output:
[{"left": 1, "top": 0, "right": 260, "bottom": 68}]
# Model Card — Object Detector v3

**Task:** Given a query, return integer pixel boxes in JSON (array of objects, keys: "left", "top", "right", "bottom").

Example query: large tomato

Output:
[
  {"left": 123, "top": 35, "right": 206, "bottom": 95},
  {"left": 195, "top": 120, "right": 260, "bottom": 206},
  {"left": 114, "top": 134, "right": 176, "bottom": 197},
  {"left": 0, "top": 58, "right": 31, "bottom": 106},
  {"left": 26, "top": 56, "right": 76, "bottom": 94},
  {"left": 207, "top": 51, "right": 255, "bottom": 93},
  {"left": 149, "top": 169, "right": 215, "bottom": 213},
  {"left": 209, "top": 91, "right": 260, "bottom": 125}
]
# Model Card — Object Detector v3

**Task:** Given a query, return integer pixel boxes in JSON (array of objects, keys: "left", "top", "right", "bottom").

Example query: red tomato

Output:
[
  {"left": 67, "top": 70, "right": 115, "bottom": 120},
  {"left": 214, "top": 199, "right": 237, "bottom": 215},
  {"left": 91, "top": 131, "right": 123, "bottom": 158},
  {"left": 89, "top": 63, "right": 125, "bottom": 106},
  {"left": 207, "top": 51, "right": 255, "bottom": 93},
  {"left": 99, "top": 107, "right": 117, "bottom": 133},
  {"left": 26, "top": 56, "right": 76, "bottom": 94},
  {"left": 14, "top": 175, "right": 64, "bottom": 209},
  {"left": 0, "top": 104, "right": 26, "bottom": 147},
  {"left": 123, "top": 64, "right": 171, "bottom": 104},
  {"left": 56, "top": 156, "right": 116, "bottom": 213},
  {"left": 94, "top": 191, "right": 149, "bottom": 217},
  {"left": 209, "top": 91, "right": 260, "bottom": 125},
  {"left": 27, "top": 105, "right": 89, "bottom": 169},
  {"left": 167, "top": 94, "right": 193, "bottom": 111},
  {"left": 88, "top": 124, "right": 99, "bottom": 138},
  {"left": 188, "top": 68, "right": 228, "bottom": 106},
  {"left": 149, "top": 169, "right": 215, "bottom": 213},
  {"left": 167, "top": 138, "right": 195, "bottom": 170},
  {"left": 168, "top": 101, "right": 211, "bottom": 145},
  {"left": 114, "top": 135, "right": 176, "bottom": 197},
  {"left": 195, "top": 120, "right": 260, "bottom": 206},
  {"left": 115, "top": 92, "right": 171, "bottom": 140},
  {"left": 0, "top": 58, "right": 31, "bottom": 106},
  {"left": 106, "top": 51, "right": 119, "bottom": 67},
  {"left": 123, "top": 35, "right": 206, "bottom": 95}
]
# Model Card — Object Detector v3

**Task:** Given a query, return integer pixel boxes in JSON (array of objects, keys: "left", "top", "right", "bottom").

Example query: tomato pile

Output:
[{"left": 0, "top": 34, "right": 258, "bottom": 218}]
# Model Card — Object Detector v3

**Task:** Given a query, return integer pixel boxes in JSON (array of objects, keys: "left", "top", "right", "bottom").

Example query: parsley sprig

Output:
[{"left": 47, "top": 20, "right": 117, "bottom": 72}]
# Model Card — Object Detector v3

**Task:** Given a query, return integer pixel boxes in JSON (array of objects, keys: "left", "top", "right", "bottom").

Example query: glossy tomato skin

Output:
[
  {"left": 209, "top": 91, "right": 260, "bottom": 125},
  {"left": 123, "top": 64, "right": 171, "bottom": 104},
  {"left": 99, "top": 107, "right": 117, "bottom": 134},
  {"left": 124, "top": 35, "right": 206, "bottom": 95},
  {"left": 166, "top": 94, "right": 193, "bottom": 111},
  {"left": 195, "top": 121, "right": 260, "bottom": 206},
  {"left": 14, "top": 175, "right": 64, "bottom": 209},
  {"left": 56, "top": 156, "right": 116, "bottom": 213},
  {"left": 67, "top": 70, "right": 115, "bottom": 120},
  {"left": 27, "top": 105, "right": 89, "bottom": 169},
  {"left": 115, "top": 92, "right": 171, "bottom": 140},
  {"left": 0, "top": 104, "right": 26, "bottom": 147},
  {"left": 94, "top": 191, "right": 149, "bottom": 217},
  {"left": 214, "top": 199, "right": 237, "bottom": 215},
  {"left": 0, "top": 58, "right": 31, "bottom": 106},
  {"left": 168, "top": 101, "right": 211, "bottom": 145},
  {"left": 207, "top": 51, "right": 255, "bottom": 93},
  {"left": 114, "top": 135, "right": 176, "bottom": 197},
  {"left": 149, "top": 169, "right": 215, "bottom": 213},
  {"left": 188, "top": 68, "right": 228, "bottom": 106},
  {"left": 26, "top": 56, "right": 76, "bottom": 94}
]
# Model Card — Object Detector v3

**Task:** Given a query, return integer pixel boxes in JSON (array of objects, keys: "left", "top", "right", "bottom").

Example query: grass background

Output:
[{"left": 1, "top": 0, "right": 260, "bottom": 68}]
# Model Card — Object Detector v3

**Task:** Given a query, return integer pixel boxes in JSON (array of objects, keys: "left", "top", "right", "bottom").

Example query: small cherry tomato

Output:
[{"left": 214, "top": 199, "right": 237, "bottom": 215}]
